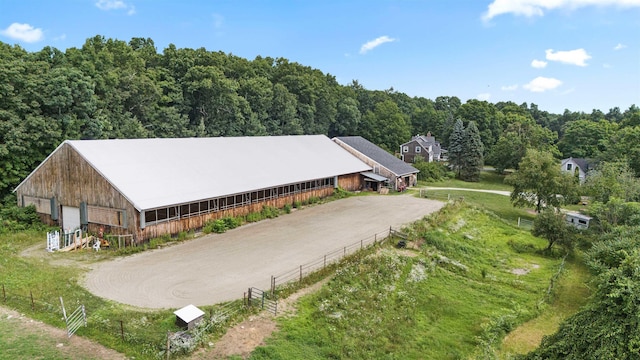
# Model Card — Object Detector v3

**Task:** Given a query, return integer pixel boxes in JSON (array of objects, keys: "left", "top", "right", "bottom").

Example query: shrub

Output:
[
  {"left": 245, "top": 212, "right": 262, "bottom": 223},
  {"left": 223, "top": 216, "right": 242, "bottom": 229},
  {"left": 260, "top": 206, "right": 279, "bottom": 219},
  {"left": 333, "top": 187, "right": 350, "bottom": 199},
  {"left": 204, "top": 219, "right": 227, "bottom": 234},
  {"left": 293, "top": 201, "right": 302, "bottom": 209},
  {"left": 283, "top": 204, "right": 292, "bottom": 214},
  {"left": 0, "top": 204, "right": 45, "bottom": 233},
  {"left": 413, "top": 158, "right": 450, "bottom": 181}
]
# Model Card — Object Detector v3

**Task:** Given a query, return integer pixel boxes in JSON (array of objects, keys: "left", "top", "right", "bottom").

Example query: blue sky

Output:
[{"left": 1, "top": 0, "right": 639, "bottom": 114}]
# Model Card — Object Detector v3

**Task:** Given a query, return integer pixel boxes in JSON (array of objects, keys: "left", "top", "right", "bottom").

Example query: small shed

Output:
[
  {"left": 174, "top": 304, "right": 205, "bottom": 330},
  {"left": 565, "top": 212, "right": 591, "bottom": 230}
]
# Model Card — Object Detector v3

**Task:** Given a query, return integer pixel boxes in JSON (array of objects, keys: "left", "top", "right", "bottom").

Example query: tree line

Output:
[{"left": 1, "top": 35, "right": 639, "bottom": 200}]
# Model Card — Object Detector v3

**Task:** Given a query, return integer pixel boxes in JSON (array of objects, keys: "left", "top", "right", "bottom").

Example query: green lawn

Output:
[
  {"left": 420, "top": 170, "right": 513, "bottom": 191},
  {"left": 249, "top": 202, "right": 564, "bottom": 359},
  {"left": 497, "top": 258, "right": 592, "bottom": 358},
  {"left": 418, "top": 189, "right": 535, "bottom": 224}
]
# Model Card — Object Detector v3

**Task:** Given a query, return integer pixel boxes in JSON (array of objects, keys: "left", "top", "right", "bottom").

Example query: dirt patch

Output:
[
  {"left": 0, "top": 305, "right": 126, "bottom": 360},
  {"left": 511, "top": 268, "right": 530, "bottom": 275},
  {"left": 192, "top": 278, "right": 330, "bottom": 359}
]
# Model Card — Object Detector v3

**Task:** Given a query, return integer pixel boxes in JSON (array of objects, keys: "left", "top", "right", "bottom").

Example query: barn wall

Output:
[
  {"left": 337, "top": 173, "right": 362, "bottom": 191},
  {"left": 135, "top": 187, "right": 335, "bottom": 241},
  {"left": 15, "top": 143, "right": 138, "bottom": 235}
]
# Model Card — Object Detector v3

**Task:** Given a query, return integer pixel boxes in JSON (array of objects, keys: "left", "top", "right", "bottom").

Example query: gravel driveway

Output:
[{"left": 83, "top": 195, "right": 444, "bottom": 309}]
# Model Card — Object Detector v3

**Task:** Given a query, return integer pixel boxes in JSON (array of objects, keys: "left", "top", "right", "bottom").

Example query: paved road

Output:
[
  {"left": 83, "top": 195, "right": 444, "bottom": 309},
  {"left": 420, "top": 187, "right": 511, "bottom": 196}
]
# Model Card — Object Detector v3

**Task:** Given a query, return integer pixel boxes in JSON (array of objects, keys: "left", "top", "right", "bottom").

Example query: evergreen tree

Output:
[
  {"left": 448, "top": 118, "right": 465, "bottom": 177},
  {"left": 460, "top": 121, "right": 484, "bottom": 181}
]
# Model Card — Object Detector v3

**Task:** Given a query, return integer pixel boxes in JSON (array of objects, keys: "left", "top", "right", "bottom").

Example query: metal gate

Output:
[
  {"left": 60, "top": 297, "right": 86, "bottom": 337},
  {"left": 247, "top": 287, "right": 277, "bottom": 315}
]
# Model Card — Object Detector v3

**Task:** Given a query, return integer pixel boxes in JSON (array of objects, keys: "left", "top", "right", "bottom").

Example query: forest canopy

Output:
[{"left": 1, "top": 35, "right": 639, "bottom": 199}]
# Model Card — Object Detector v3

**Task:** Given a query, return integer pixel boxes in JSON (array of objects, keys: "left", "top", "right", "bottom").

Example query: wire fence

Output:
[
  {"left": 268, "top": 227, "right": 396, "bottom": 293},
  {"left": 3, "top": 226, "right": 406, "bottom": 358},
  {"left": 517, "top": 217, "right": 534, "bottom": 230}
]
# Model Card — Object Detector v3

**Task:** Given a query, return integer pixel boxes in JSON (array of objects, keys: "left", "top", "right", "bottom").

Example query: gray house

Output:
[
  {"left": 560, "top": 157, "right": 592, "bottom": 183},
  {"left": 400, "top": 132, "right": 445, "bottom": 163},
  {"left": 333, "top": 136, "right": 419, "bottom": 191}
]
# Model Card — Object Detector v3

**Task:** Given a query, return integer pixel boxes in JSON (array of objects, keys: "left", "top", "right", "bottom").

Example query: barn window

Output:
[
  {"left": 403, "top": 146, "right": 409, "bottom": 153},
  {"left": 567, "top": 163, "right": 572, "bottom": 171},
  {"left": 416, "top": 146, "right": 421, "bottom": 153},
  {"left": 145, "top": 210, "right": 157, "bottom": 223}
]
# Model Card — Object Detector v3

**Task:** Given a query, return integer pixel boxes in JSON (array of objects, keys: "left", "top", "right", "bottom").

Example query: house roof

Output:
[
  {"left": 403, "top": 134, "right": 443, "bottom": 157},
  {"left": 18, "top": 135, "right": 371, "bottom": 211},
  {"left": 561, "top": 157, "right": 592, "bottom": 171},
  {"left": 333, "top": 136, "right": 418, "bottom": 177}
]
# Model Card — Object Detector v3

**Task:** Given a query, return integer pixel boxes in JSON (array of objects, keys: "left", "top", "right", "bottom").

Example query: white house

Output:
[{"left": 560, "top": 157, "right": 592, "bottom": 183}]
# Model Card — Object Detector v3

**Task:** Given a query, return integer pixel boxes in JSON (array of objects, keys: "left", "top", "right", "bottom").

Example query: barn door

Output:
[{"left": 62, "top": 206, "right": 81, "bottom": 233}]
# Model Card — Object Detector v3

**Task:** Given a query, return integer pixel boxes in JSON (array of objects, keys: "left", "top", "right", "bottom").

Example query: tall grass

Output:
[{"left": 250, "top": 202, "right": 562, "bottom": 359}]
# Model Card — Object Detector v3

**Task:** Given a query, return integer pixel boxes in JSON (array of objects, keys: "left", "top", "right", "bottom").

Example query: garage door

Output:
[{"left": 62, "top": 206, "right": 81, "bottom": 232}]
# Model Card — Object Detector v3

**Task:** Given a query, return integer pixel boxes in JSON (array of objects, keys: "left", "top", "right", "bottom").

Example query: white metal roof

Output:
[
  {"left": 65, "top": 135, "right": 371, "bottom": 211},
  {"left": 173, "top": 304, "right": 204, "bottom": 322}
]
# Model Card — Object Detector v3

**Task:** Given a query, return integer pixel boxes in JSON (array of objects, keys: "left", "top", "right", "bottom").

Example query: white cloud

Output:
[
  {"left": 531, "top": 59, "right": 548, "bottom": 68},
  {"left": 545, "top": 48, "right": 591, "bottom": 66},
  {"left": 523, "top": 76, "right": 563, "bottom": 92},
  {"left": 477, "top": 93, "right": 491, "bottom": 101},
  {"left": 0, "top": 23, "right": 44, "bottom": 43},
  {"left": 603, "top": 63, "right": 612, "bottom": 68},
  {"left": 614, "top": 43, "right": 627, "bottom": 50},
  {"left": 501, "top": 84, "right": 519, "bottom": 91},
  {"left": 54, "top": 34, "right": 67, "bottom": 41},
  {"left": 483, "top": 0, "right": 640, "bottom": 22},
  {"left": 360, "top": 36, "right": 396, "bottom": 54},
  {"left": 95, "top": 0, "right": 135, "bottom": 15}
]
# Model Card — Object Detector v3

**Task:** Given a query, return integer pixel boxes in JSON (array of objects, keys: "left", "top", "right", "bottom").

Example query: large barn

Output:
[{"left": 14, "top": 135, "right": 371, "bottom": 242}]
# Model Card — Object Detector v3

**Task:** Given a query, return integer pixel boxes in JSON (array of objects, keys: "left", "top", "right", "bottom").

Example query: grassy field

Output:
[
  {"left": 497, "top": 258, "right": 592, "bottom": 357},
  {"left": 0, "top": 229, "right": 248, "bottom": 359},
  {"left": 0, "top": 174, "right": 591, "bottom": 359},
  {"left": 420, "top": 170, "right": 513, "bottom": 191},
  {"left": 249, "top": 201, "right": 566, "bottom": 359}
]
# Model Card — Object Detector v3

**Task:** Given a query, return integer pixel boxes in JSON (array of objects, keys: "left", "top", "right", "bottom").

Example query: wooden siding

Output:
[
  {"left": 337, "top": 173, "right": 362, "bottom": 191},
  {"left": 134, "top": 187, "right": 335, "bottom": 241},
  {"left": 15, "top": 143, "right": 138, "bottom": 235},
  {"left": 401, "top": 140, "right": 429, "bottom": 164}
]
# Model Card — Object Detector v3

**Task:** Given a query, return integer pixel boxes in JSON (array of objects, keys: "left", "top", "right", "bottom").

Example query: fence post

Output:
[
  {"left": 30, "top": 290, "right": 34, "bottom": 310},
  {"left": 323, "top": 254, "right": 326, "bottom": 268},
  {"left": 2, "top": 284, "right": 5, "bottom": 302},
  {"left": 518, "top": 217, "right": 521, "bottom": 227},
  {"left": 247, "top": 288, "right": 252, "bottom": 307},
  {"left": 374, "top": 234, "right": 377, "bottom": 245},
  {"left": 299, "top": 265, "right": 302, "bottom": 283},
  {"left": 60, "top": 297, "right": 67, "bottom": 321},
  {"left": 343, "top": 246, "right": 346, "bottom": 256},
  {"left": 270, "top": 276, "right": 274, "bottom": 295},
  {"left": 361, "top": 239, "right": 363, "bottom": 250},
  {"left": 120, "top": 320, "right": 124, "bottom": 341}
]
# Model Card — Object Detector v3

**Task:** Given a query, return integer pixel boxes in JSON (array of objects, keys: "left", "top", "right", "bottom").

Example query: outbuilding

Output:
[
  {"left": 565, "top": 212, "right": 591, "bottom": 230},
  {"left": 14, "top": 135, "right": 371, "bottom": 243},
  {"left": 333, "top": 136, "right": 419, "bottom": 191}
]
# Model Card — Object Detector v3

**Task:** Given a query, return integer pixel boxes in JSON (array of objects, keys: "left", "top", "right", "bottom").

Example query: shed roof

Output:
[
  {"left": 333, "top": 136, "right": 419, "bottom": 177},
  {"left": 20, "top": 135, "right": 371, "bottom": 211},
  {"left": 174, "top": 304, "right": 204, "bottom": 323}
]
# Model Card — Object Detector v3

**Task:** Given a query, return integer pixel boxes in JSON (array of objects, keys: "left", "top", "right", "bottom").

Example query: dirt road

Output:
[{"left": 83, "top": 195, "right": 444, "bottom": 309}]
